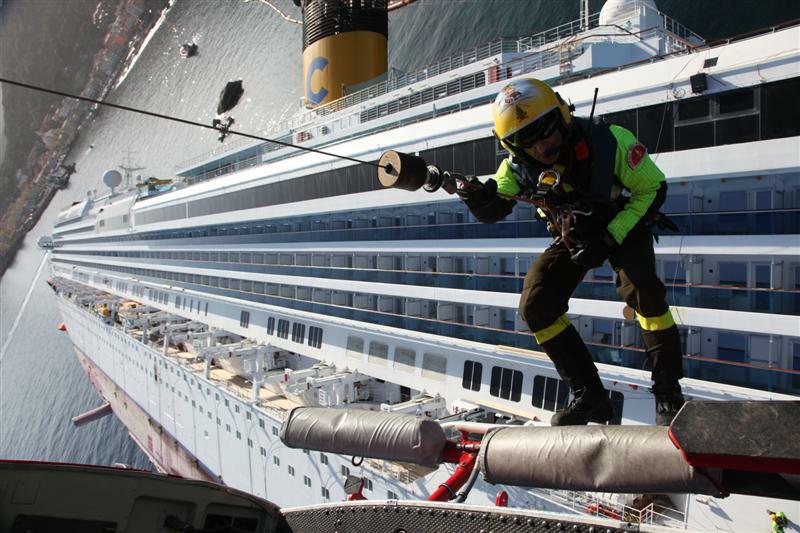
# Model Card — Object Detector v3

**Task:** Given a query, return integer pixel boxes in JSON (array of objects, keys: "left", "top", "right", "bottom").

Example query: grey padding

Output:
[
  {"left": 479, "top": 426, "right": 722, "bottom": 495},
  {"left": 280, "top": 407, "right": 447, "bottom": 467}
]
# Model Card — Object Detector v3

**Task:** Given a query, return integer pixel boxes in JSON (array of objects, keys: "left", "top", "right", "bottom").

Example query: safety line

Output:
[{"left": 0, "top": 76, "right": 385, "bottom": 169}]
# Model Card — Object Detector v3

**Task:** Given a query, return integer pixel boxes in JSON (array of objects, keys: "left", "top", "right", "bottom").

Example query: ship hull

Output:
[{"left": 73, "top": 346, "right": 216, "bottom": 482}]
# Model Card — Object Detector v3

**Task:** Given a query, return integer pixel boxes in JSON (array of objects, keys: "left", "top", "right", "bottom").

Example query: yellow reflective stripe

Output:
[
  {"left": 635, "top": 309, "right": 675, "bottom": 331},
  {"left": 533, "top": 314, "right": 572, "bottom": 344}
]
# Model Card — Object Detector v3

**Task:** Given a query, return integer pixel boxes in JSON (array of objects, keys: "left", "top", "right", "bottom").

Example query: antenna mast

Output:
[
  {"left": 580, "top": 0, "right": 590, "bottom": 30},
  {"left": 118, "top": 149, "right": 145, "bottom": 190}
]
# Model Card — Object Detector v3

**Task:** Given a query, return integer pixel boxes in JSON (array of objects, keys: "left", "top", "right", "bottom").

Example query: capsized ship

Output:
[{"left": 41, "top": 0, "right": 799, "bottom": 531}]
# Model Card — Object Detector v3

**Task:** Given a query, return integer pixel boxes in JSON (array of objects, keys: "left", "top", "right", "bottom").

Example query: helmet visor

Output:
[{"left": 506, "top": 109, "right": 561, "bottom": 149}]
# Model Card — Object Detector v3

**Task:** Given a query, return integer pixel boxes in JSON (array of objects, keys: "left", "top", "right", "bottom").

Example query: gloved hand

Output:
[
  {"left": 570, "top": 230, "right": 618, "bottom": 269},
  {"left": 456, "top": 176, "right": 497, "bottom": 209}
]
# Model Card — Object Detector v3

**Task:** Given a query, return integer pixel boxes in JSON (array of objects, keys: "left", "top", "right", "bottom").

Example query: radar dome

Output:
[
  {"left": 102, "top": 169, "right": 123, "bottom": 190},
  {"left": 599, "top": 0, "right": 659, "bottom": 26}
]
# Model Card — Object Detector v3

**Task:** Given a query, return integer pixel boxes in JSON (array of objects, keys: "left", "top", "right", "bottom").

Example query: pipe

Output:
[
  {"left": 71, "top": 402, "right": 112, "bottom": 427},
  {"left": 428, "top": 451, "right": 478, "bottom": 502}
]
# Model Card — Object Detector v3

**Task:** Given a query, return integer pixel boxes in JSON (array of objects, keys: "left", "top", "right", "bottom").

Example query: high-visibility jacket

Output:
[{"left": 491, "top": 117, "right": 667, "bottom": 245}]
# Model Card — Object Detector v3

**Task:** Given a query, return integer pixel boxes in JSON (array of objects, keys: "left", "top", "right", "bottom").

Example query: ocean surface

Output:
[{"left": 1, "top": 0, "right": 798, "bottom": 472}]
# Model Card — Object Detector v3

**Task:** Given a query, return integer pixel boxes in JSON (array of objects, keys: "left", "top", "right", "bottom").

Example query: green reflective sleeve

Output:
[
  {"left": 606, "top": 125, "right": 666, "bottom": 244},
  {"left": 494, "top": 158, "right": 521, "bottom": 196}
]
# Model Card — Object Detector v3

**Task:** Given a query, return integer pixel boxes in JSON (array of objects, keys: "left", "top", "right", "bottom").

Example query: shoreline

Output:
[{"left": 0, "top": 0, "right": 170, "bottom": 280}]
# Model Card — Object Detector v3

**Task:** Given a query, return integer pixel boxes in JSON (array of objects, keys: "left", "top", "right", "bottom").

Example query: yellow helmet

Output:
[{"left": 492, "top": 78, "right": 572, "bottom": 151}]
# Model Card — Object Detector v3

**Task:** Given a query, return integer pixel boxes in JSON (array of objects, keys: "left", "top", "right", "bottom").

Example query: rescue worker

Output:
[
  {"left": 456, "top": 78, "right": 684, "bottom": 426},
  {"left": 769, "top": 510, "right": 788, "bottom": 533}
]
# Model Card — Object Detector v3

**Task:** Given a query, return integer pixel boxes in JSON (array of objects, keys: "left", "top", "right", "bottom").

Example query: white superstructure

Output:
[{"left": 45, "top": 2, "right": 800, "bottom": 531}]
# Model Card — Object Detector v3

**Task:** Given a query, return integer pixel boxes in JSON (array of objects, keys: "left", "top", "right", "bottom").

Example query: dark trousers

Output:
[{"left": 519, "top": 225, "right": 684, "bottom": 389}]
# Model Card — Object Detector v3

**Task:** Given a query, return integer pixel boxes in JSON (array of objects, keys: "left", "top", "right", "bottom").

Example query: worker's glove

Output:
[
  {"left": 456, "top": 176, "right": 497, "bottom": 210},
  {"left": 570, "top": 230, "right": 618, "bottom": 269}
]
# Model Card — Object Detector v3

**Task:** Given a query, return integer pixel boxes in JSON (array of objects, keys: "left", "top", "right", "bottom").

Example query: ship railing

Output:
[
  {"left": 365, "top": 458, "right": 433, "bottom": 485},
  {"left": 177, "top": 14, "right": 702, "bottom": 184},
  {"left": 178, "top": 1, "right": 704, "bottom": 173},
  {"left": 534, "top": 488, "right": 686, "bottom": 528}
]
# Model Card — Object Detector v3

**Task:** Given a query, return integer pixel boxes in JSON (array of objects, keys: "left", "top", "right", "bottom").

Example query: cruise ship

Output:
[{"left": 39, "top": 0, "right": 799, "bottom": 531}]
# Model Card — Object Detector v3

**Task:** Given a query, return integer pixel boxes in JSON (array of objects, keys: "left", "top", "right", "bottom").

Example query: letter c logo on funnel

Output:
[{"left": 306, "top": 57, "right": 329, "bottom": 105}]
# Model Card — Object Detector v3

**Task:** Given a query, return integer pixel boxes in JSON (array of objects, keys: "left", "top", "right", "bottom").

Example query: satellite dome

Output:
[
  {"left": 599, "top": 0, "right": 659, "bottom": 26},
  {"left": 102, "top": 169, "right": 123, "bottom": 190}
]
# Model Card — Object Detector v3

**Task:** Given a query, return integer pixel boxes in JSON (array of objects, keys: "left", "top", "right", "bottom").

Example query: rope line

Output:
[{"left": 0, "top": 76, "right": 385, "bottom": 169}]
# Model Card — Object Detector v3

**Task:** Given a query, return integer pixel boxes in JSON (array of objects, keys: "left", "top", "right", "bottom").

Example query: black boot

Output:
[
  {"left": 541, "top": 325, "right": 613, "bottom": 426},
  {"left": 653, "top": 383, "right": 685, "bottom": 426},
  {"left": 551, "top": 384, "right": 614, "bottom": 426},
  {"left": 641, "top": 326, "right": 685, "bottom": 426}
]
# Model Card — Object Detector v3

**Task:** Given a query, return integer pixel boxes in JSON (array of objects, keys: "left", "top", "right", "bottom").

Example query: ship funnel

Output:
[{"left": 300, "top": 0, "right": 388, "bottom": 108}]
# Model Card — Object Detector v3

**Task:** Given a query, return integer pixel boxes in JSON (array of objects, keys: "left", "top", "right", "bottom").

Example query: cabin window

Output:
[
  {"left": 239, "top": 310, "right": 250, "bottom": 328},
  {"left": 663, "top": 260, "right": 687, "bottom": 284},
  {"left": 322, "top": 487, "right": 330, "bottom": 499},
  {"left": 719, "top": 190, "right": 747, "bottom": 211},
  {"left": 287, "top": 465, "right": 295, "bottom": 476},
  {"left": 291, "top": 322, "right": 305, "bottom": 343},
  {"left": 308, "top": 326, "right": 323, "bottom": 348},
  {"left": 421, "top": 353, "right": 447, "bottom": 381},
  {"left": 677, "top": 97, "right": 710, "bottom": 121},
  {"left": 489, "top": 366, "right": 523, "bottom": 402},
  {"left": 393, "top": 347, "right": 416, "bottom": 374},
  {"left": 718, "top": 332, "right": 747, "bottom": 363},
  {"left": 762, "top": 77, "right": 800, "bottom": 139},
  {"left": 320, "top": 453, "right": 328, "bottom": 465},
  {"left": 675, "top": 121, "right": 714, "bottom": 150},
  {"left": 267, "top": 317, "right": 275, "bottom": 335},
  {"left": 341, "top": 465, "right": 350, "bottom": 477},
  {"left": 304, "top": 476, "right": 312, "bottom": 487},
  {"left": 718, "top": 262, "right": 747, "bottom": 286},
  {"left": 346, "top": 336, "right": 364, "bottom": 361},
  {"left": 608, "top": 390, "right": 624, "bottom": 425},
  {"left": 277, "top": 319, "right": 289, "bottom": 339},
  {"left": 367, "top": 341, "right": 389, "bottom": 365},
  {"left": 462, "top": 360, "right": 482, "bottom": 391},
  {"left": 718, "top": 88, "right": 755, "bottom": 115},
  {"left": 532, "top": 375, "right": 569, "bottom": 412}
]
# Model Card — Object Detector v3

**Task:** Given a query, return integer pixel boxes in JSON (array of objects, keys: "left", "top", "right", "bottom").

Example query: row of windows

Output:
[
  {"left": 346, "top": 336, "right": 447, "bottom": 381},
  {"left": 265, "top": 316, "right": 324, "bottom": 349},
  {"left": 71, "top": 257, "right": 800, "bottom": 396},
  {"left": 155, "top": 78, "right": 800, "bottom": 226},
  {"left": 65, "top": 176, "right": 799, "bottom": 249},
  {"left": 359, "top": 72, "right": 487, "bottom": 123},
  {"left": 171, "top": 295, "right": 210, "bottom": 316},
  {"left": 268, "top": 452, "right": 377, "bottom": 498},
  {"left": 69, "top": 251, "right": 799, "bottom": 318},
  {"left": 601, "top": 77, "right": 799, "bottom": 153},
  {"left": 135, "top": 136, "right": 499, "bottom": 226},
  {"left": 64, "top": 257, "right": 799, "bottom": 365},
  {"left": 461, "top": 360, "right": 625, "bottom": 423}
]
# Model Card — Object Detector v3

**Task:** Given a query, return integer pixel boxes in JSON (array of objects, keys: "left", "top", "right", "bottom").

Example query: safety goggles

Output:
[{"left": 506, "top": 109, "right": 561, "bottom": 149}]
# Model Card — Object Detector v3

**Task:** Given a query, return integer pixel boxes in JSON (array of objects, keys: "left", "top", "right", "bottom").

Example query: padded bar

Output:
[
  {"left": 479, "top": 426, "right": 721, "bottom": 495},
  {"left": 669, "top": 401, "right": 800, "bottom": 474},
  {"left": 280, "top": 407, "right": 447, "bottom": 467}
]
